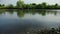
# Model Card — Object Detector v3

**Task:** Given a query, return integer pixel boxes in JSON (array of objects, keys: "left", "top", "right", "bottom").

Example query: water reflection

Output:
[
  {"left": 0, "top": 9, "right": 58, "bottom": 17},
  {"left": 0, "top": 9, "right": 60, "bottom": 34},
  {"left": 16, "top": 9, "right": 57, "bottom": 17}
]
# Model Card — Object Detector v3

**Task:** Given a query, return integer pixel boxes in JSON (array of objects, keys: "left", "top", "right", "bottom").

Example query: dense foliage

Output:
[{"left": 0, "top": 0, "right": 60, "bottom": 9}]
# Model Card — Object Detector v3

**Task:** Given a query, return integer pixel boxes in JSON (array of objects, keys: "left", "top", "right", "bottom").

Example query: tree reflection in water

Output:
[{"left": 0, "top": 9, "right": 59, "bottom": 34}]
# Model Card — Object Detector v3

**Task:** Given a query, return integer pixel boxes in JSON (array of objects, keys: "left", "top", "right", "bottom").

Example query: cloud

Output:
[
  {"left": 0, "top": 0, "right": 17, "bottom": 5},
  {"left": 24, "top": 0, "right": 60, "bottom": 4}
]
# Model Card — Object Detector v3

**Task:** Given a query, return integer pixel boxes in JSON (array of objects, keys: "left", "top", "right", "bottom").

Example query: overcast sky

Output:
[{"left": 0, "top": 0, "right": 60, "bottom": 5}]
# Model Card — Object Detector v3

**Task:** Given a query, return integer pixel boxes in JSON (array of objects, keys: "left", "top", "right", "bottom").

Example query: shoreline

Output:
[{"left": 1, "top": 8, "right": 60, "bottom": 10}]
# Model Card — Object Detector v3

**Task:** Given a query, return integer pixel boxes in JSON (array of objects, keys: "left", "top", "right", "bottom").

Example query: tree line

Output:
[{"left": 0, "top": 0, "right": 60, "bottom": 9}]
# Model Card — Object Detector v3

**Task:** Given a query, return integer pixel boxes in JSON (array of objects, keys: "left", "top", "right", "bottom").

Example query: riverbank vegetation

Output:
[{"left": 0, "top": 0, "right": 60, "bottom": 9}]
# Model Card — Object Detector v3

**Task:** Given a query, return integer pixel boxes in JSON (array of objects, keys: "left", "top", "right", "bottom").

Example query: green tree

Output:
[
  {"left": 41, "top": 2, "right": 47, "bottom": 8},
  {"left": 0, "top": 4, "right": 2, "bottom": 7},
  {"left": 7, "top": 4, "right": 14, "bottom": 8},
  {"left": 54, "top": 3, "right": 58, "bottom": 8},
  {"left": 36, "top": 4, "right": 42, "bottom": 9},
  {"left": 31, "top": 3, "right": 36, "bottom": 9},
  {"left": 16, "top": 0, "right": 24, "bottom": 8},
  {"left": 2, "top": 4, "right": 5, "bottom": 7}
]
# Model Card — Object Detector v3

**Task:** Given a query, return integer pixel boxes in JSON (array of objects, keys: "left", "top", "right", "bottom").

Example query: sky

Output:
[{"left": 0, "top": 0, "right": 60, "bottom": 5}]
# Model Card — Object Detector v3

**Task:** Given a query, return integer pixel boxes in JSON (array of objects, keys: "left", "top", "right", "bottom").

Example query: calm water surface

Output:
[{"left": 0, "top": 9, "right": 60, "bottom": 34}]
